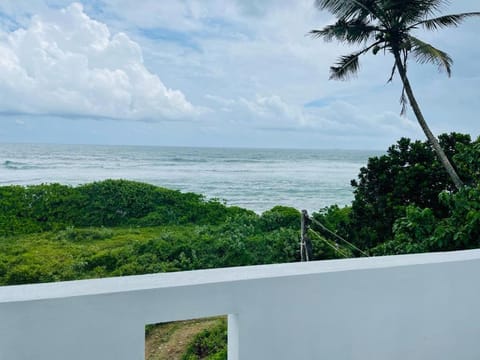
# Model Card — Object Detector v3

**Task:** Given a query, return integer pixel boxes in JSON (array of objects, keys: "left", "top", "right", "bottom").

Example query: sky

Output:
[{"left": 0, "top": 0, "right": 478, "bottom": 149}]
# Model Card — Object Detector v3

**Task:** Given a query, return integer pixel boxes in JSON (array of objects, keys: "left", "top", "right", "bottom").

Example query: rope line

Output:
[
  {"left": 308, "top": 228, "right": 350, "bottom": 259},
  {"left": 309, "top": 217, "right": 369, "bottom": 257}
]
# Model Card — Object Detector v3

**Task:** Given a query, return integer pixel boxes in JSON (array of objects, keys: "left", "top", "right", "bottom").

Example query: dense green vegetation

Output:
[
  {"left": 0, "top": 222, "right": 298, "bottom": 285},
  {"left": 315, "top": 133, "right": 480, "bottom": 256},
  {"left": 0, "top": 182, "right": 348, "bottom": 286},
  {"left": 0, "top": 179, "right": 251, "bottom": 236},
  {"left": 1, "top": 132, "right": 479, "bottom": 359}
]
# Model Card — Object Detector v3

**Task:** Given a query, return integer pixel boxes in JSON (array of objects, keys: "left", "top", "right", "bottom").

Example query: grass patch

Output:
[{"left": 145, "top": 317, "right": 225, "bottom": 360}]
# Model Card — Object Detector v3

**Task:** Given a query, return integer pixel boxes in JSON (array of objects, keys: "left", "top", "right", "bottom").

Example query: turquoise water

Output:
[{"left": 0, "top": 143, "right": 382, "bottom": 213}]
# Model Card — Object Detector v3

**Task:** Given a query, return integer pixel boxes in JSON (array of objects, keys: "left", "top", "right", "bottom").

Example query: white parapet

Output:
[{"left": 1, "top": 249, "right": 480, "bottom": 360}]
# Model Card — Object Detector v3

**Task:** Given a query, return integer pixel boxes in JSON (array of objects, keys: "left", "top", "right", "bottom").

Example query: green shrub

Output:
[
  {"left": 182, "top": 319, "right": 227, "bottom": 360},
  {"left": 0, "top": 180, "right": 254, "bottom": 236},
  {"left": 55, "top": 227, "right": 114, "bottom": 242},
  {"left": 260, "top": 206, "right": 300, "bottom": 231}
]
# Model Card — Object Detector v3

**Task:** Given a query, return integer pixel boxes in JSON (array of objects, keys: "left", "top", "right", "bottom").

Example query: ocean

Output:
[{"left": 0, "top": 143, "right": 382, "bottom": 214}]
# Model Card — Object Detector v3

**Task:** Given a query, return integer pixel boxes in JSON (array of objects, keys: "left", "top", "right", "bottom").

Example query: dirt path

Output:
[{"left": 145, "top": 317, "right": 224, "bottom": 360}]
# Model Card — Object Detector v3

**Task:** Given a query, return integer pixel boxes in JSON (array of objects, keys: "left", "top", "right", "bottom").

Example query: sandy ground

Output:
[{"left": 145, "top": 317, "right": 224, "bottom": 360}]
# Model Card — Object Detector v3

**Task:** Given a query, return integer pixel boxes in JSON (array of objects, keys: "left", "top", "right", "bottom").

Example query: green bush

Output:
[
  {"left": 0, "top": 180, "right": 254, "bottom": 236},
  {"left": 55, "top": 227, "right": 114, "bottom": 242},
  {"left": 260, "top": 206, "right": 300, "bottom": 231},
  {"left": 371, "top": 184, "right": 480, "bottom": 255},
  {"left": 182, "top": 319, "right": 227, "bottom": 360}
]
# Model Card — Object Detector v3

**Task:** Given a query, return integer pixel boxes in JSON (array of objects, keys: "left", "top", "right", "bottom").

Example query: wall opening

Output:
[{"left": 145, "top": 316, "right": 228, "bottom": 360}]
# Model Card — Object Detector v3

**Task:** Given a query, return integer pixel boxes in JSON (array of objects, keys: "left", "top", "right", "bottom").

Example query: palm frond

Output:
[
  {"left": 309, "top": 18, "right": 378, "bottom": 44},
  {"left": 417, "top": 0, "right": 451, "bottom": 17},
  {"left": 412, "top": 12, "right": 480, "bottom": 30},
  {"left": 315, "top": 0, "right": 382, "bottom": 21},
  {"left": 409, "top": 36, "right": 452, "bottom": 76},
  {"left": 315, "top": 0, "right": 356, "bottom": 17},
  {"left": 329, "top": 42, "right": 380, "bottom": 80},
  {"left": 387, "top": 62, "right": 396, "bottom": 83},
  {"left": 380, "top": 0, "right": 450, "bottom": 24},
  {"left": 330, "top": 53, "right": 361, "bottom": 80},
  {"left": 351, "top": 0, "right": 383, "bottom": 21},
  {"left": 401, "top": 0, "right": 449, "bottom": 17}
]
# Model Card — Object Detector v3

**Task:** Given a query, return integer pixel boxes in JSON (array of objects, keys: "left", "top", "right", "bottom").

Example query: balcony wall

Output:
[{"left": 1, "top": 249, "right": 480, "bottom": 360}]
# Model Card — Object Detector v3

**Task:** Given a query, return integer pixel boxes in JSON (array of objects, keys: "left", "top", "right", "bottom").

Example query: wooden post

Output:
[{"left": 300, "top": 210, "right": 312, "bottom": 262}]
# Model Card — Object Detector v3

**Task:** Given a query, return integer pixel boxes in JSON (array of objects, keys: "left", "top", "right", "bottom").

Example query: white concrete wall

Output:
[{"left": 1, "top": 249, "right": 480, "bottom": 360}]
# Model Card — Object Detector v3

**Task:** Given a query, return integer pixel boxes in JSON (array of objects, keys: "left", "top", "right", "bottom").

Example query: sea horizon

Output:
[
  {"left": 0, "top": 140, "right": 385, "bottom": 152},
  {"left": 1, "top": 142, "right": 383, "bottom": 214}
]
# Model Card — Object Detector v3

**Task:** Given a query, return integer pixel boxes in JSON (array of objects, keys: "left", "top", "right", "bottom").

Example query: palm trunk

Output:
[{"left": 393, "top": 51, "right": 464, "bottom": 190}]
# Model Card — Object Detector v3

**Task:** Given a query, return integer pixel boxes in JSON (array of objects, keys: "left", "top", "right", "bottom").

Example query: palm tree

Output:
[{"left": 310, "top": 0, "right": 480, "bottom": 190}]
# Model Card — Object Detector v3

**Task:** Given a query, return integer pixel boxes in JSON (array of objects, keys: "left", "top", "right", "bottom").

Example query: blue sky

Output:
[{"left": 0, "top": 0, "right": 478, "bottom": 149}]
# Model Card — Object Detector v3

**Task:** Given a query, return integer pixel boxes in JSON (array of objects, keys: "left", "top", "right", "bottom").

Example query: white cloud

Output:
[
  {"left": 0, "top": 3, "right": 197, "bottom": 121},
  {"left": 0, "top": 0, "right": 478, "bottom": 148},
  {"left": 239, "top": 95, "right": 306, "bottom": 124},
  {"left": 202, "top": 91, "right": 420, "bottom": 140},
  {"left": 122, "top": 0, "right": 479, "bottom": 138}
]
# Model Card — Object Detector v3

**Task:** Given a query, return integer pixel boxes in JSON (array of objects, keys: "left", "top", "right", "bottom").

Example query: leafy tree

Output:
[
  {"left": 371, "top": 183, "right": 480, "bottom": 255},
  {"left": 453, "top": 136, "right": 480, "bottom": 185},
  {"left": 311, "top": 0, "right": 480, "bottom": 189},
  {"left": 347, "top": 133, "right": 470, "bottom": 249},
  {"left": 370, "top": 205, "right": 435, "bottom": 255},
  {"left": 432, "top": 184, "right": 480, "bottom": 251},
  {"left": 312, "top": 205, "right": 351, "bottom": 240}
]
